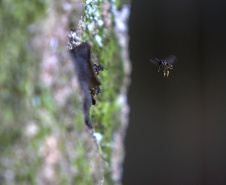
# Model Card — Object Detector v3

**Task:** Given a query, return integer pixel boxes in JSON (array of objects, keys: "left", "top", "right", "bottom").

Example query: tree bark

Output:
[{"left": 0, "top": 0, "right": 130, "bottom": 184}]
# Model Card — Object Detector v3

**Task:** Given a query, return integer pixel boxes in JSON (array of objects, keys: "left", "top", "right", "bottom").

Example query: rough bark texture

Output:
[{"left": 0, "top": 0, "right": 130, "bottom": 184}]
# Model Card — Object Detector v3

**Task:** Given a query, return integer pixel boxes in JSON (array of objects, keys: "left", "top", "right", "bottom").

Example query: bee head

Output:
[{"left": 159, "top": 60, "right": 164, "bottom": 65}]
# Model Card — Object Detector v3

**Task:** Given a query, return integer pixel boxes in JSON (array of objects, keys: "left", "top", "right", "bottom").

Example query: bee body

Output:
[
  {"left": 90, "top": 86, "right": 102, "bottom": 106},
  {"left": 150, "top": 55, "right": 176, "bottom": 77}
]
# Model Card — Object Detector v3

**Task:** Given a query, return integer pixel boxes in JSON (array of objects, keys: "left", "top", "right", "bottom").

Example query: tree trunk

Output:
[{"left": 0, "top": 0, "right": 130, "bottom": 184}]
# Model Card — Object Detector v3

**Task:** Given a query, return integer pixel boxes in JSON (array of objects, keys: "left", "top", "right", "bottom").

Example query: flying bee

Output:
[
  {"left": 93, "top": 64, "right": 107, "bottom": 76},
  {"left": 90, "top": 86, "right": 101, "bottom": 105},
  {"left": 150, "top": 55, "right": 176, "bottom": 77}
]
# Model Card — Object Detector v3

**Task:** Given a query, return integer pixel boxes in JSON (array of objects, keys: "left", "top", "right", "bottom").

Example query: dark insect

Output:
[
  {"left": 90, "top": 86, "right": 101, "bottom": 105},
  {"left": 150, "top": 55, "right": 176, "bottom": 77},
  {"left": 93, "top": 64, "right": 106, "bottom": 76}
]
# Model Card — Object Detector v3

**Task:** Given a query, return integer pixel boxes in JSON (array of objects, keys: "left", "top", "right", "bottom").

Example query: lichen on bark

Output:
[{"left": 0, "top": 0, "right": 130, "bottom": 184}]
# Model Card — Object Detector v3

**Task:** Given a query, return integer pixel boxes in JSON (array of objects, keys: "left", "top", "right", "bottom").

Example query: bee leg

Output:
[
  {"left": 167, "top": 71, "right": 169, "bottom": 77},
  {"left": 91, "top": 95, "right": 96, "bottom": 105},
  {"left": 158, "top": 65, "right": 161, "bottom": 72},
  {"left": 166, "top": 69, "right": 170, "bottom": 77},
  {"left": 163, "top": 68, "right": 167, "bottom": 77}
]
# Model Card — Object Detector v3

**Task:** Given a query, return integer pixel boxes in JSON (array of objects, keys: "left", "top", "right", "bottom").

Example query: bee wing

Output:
[
  {"left": 165, "top": 55, "right": 177, "bottom": 64},
  {"left": 150, "top": 58, "right": 159, "bottom": 65}
]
